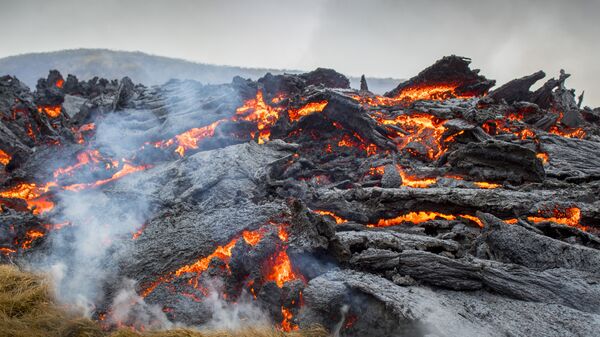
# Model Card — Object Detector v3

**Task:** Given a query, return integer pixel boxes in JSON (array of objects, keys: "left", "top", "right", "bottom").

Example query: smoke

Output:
[
  {"left": 29, "top": 77, "right": 271, "bottom": 331},
  {"left": 33, "top": 107, "right": 162, "bottom": 322},
  {"left": 198, "top": 279, "right": 270, "bottom": 331},
  {"left": 109, "top": 279, "right": 173, "bottom": 330}
]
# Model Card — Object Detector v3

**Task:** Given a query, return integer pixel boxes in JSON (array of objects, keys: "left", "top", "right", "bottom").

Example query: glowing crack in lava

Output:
[
  {"left": 139, "top": 223, "right": 304, "bottom": 332},
  {"left": 0, "top": 182, "right": 57, "bottom": 214},
  {"left": 264, "top": 250, "right": 304, "bottom": 288},
  {"left": 288, "top": 101, "right": 328, "bottom": 122},
  {"left": 369, "top": 211, "right": 483, "bottom": 228},
  {"left": 372, "top": 112, "right": 454, "bottom": 160},
  {"left": 313, "top": 210, "right": 348, "bottom": 224},
  {"left": 37, "top": 105, "right": 62, "bottom": 118},
  {"left": 234, "top": 91, "right": 283, "bottom": 144},
  {"left": 62, "top": 162, "right": 151, "bottom": 192},
  {"left": 153, "top": 119, "right": 224, "bottom": 157},
  {"left": 393, "top": 83, "right": 474, "bottom": 102},
  {"left": 53, "top": 149, "right": 107, "bottom": 178},
  {"left": 0, "top": 149, "right": 11, "bottom": 165},
  {"left": 527, "top": 207, "right": 587, "bottom": 231},
  {"left": 55, "top": 78, "right": 64, "bottom": 88}
]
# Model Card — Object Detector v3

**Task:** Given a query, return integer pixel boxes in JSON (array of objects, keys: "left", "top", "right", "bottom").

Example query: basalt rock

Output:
[{"left": 0, "top": 57, "right": 599, "bottom": 337}]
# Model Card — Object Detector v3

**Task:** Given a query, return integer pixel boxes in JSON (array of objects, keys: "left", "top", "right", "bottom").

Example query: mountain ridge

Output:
[{"left": 0, "top": 49, "right": 401, "bottom": 94}]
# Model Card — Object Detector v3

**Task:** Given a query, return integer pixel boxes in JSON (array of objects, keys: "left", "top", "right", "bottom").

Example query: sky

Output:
[{"left": 1, "top": 0, "right": 599, "bottom": 106}]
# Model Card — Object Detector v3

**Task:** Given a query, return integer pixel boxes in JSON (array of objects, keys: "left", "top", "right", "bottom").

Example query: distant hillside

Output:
[{"left": 0, "top": 49, "right": 401, "bottom": 94}]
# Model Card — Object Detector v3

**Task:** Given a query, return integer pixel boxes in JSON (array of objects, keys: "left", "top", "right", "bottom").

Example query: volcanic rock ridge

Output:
[{"left": 1, "top": 55, "right": 600, "bottom": 336}]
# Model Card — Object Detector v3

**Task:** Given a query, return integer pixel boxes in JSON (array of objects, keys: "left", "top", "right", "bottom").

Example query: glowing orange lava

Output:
[
  {"left": 0, "top": 149, "right": 11, "bottom": 165},
  {"left": 63, "top": 162, "right": 151, "bottom": 192},
  {"left": 264, "top": 250, "right": 303, "bottom": 288},
  {"left": 369, "top": 211, "right": 483, "bottom": 228},
  {"left": 372, "top": 113, "right": 450, "bottom": 160},
  {"left": 394, "top": 84, "right": 473, "bottom": 102},
  {"left": 53, "top": 150, "right": 104, "bottom": 178},
  {"left": 474, "top": 182, "right": 500, "bottom": 189},
  {"left": 234, "top": 91, "right": 283, "bottom": 144},
  {"left": 527, "top": 207, "right": 586, "bottom": 231},
  {"left": 536, "top": 152, "right": 549, "bottom": 164},
  {"left": 55, "top": 79, "right": 64, "bottom": 88},
  {"left": 314, "top": 210, "right": 347, "bottom": 224},
  {"left": 280, "top": 307, "right": 299, "bottom": 332},
  {"left": 155, "top": 120, "right": 224, "bottom": 157},
  {"left": 37, "top": 106, "right": 61, "bottom": 118},
  {"left": 288, "top": 101, "right": 328, "bottom": 122}
]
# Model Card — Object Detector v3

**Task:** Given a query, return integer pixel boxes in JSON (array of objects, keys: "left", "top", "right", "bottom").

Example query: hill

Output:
[{"left": 0, "top": 49, "right": 400, "bottom": 93}]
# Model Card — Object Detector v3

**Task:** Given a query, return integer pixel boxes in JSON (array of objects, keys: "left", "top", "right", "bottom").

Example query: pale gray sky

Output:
[{"left": 1, "top": 0, "right": 599, "bottom": 106}]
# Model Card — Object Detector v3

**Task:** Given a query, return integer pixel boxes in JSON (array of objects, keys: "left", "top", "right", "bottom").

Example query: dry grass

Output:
[{"left": 0, "top": 265, "right": 328, "bottom": 337}]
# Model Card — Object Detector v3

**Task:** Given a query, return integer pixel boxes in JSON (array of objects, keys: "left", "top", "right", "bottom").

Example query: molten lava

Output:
[
  {"left": 288, "top": 101, "right": 328, "bottom": 122},
  {"left": 0, "top": 182, "right": 57, "bottom": 214},
  {"left": 369, "top": 211, "right": 483, "bottom": 228},
  {"left": 264, "top": 250, "right": 304, "bottom": 288},
  {"left": 474, "top": 182, "right": 501, "bottom": 189},
  {"left": 393, "top": 84, "right": 474, "bottom": 102},
  {"left": 234, "top": 91, "right": 283, "bottom": 144},
  {"left": 536, "top": 152, "right": 549, "bottom": 164},
  {"left": 313, "top": 210, "right": 347, "bottom": 224},
  {"left": 527, "top": 207, "right": 586, "bottom": 231},
  {"left": 53, "top": 149, "right": 104, "bottom": 178},
  {"left": 372, "top": 112, "right": 451, "bottom": 160},
  {"left": 0, "top": 149, "right": 11, "bottom": 165},
  {"left": 280, "top": 307, "right": 299, "bottom": 332},
  {"left": 63, "top": 162, "right": 151, "bottom": 192},
  {"left": 154, "top": 120, "right": 224, "bottom": 157},
  {"left": 55, "top": 78, "right": 64, "bottom": 88},
  {"left": 37, "top": 105, "right": 61, "bottom": 118}
]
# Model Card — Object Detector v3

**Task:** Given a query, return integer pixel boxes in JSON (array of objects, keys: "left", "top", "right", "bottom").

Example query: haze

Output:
[{"left": 1, "top": 0, "right": 598, "bottom": 106}]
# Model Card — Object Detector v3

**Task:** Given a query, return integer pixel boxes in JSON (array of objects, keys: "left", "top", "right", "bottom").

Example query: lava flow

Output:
[
  {"left": 288, "top": 101, "right": 328, "bottom": 122},
  {"left": 153, "top": 119, "right": 224, "bottom": 156},
  {"left": 393, "top": 83, "right": 474, "bottom": 102},
  {"left": 369, "top": 211, "right": 483, "bottom": 228},
  {"left": 527, "top": 207, "right": 587, "bottom": 231},
  {"left": 0, "top": 149, "right": 11, "bottom": 165},
  {"left": 313, "top": 210, "right": 348, "bottom": 224},
  {"left": 371, "top": 112, "right": 453, "bottom": 160},
  {"left": 233, "top": 91, "right": 283, "bottom": 144},
  {"left": 37, "top": 105, "right": 62, "bottom": 118}
]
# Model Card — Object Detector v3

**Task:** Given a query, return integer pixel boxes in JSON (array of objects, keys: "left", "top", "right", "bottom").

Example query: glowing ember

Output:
[
  {"left": 527, "top": 207, "right": 586, "bottom": 231},
  {"left": 63, "top": 162, "right": 151, "bottom": 192},
  {"left": 549, "top": 126, "right": 586, "bottom": 139},
  {"left": 314, "top": 210, "right": 347, "bottom": 224},
  {"left": 288, "top": 101, "right": 328, "bottom": 122},
  {"left": 73, "top": 123, "right": 96, "bottom": 144},
  {"left": 474, "top": 182, "right": 500, "bottom": 189},
  {"left": 234, "top": 91, "right": 283, "bottom": 144},
  {"left": 372, "top": 113, "right": 450, "bottom": 160},
  {"left": 280, "top": 307, "right": 299, "bottom": 332},
  {"left": 155, "top": 120, "right": 224, "bottom": 157},
  {"left": 264, "top": 250, "right": 303, "bottom": 288},
  {"left": 53, "top": 149, "right": 104, "bottom": 178},
  {"left": 21, "top": 230, "right": 44, "bottom": 249},
  {"left": 0, "top": 182, "right": 57, "bottom": 214},
  {"left": 242, "top": 229, "right": 265, "bottom": 246},
  {"left": 536, "top": 152, "right": 549, "bottom": 164},
  {"left": 397, "top": 166, "right": 437, "bottom": 188},
  {"left": 369, "top": 211, "right": 483, "bottom": 228},
  {"left": 0, "top": 247, "right": 16, "bottom": 255},
  {"left": 0, "top": 149, "right": 11, "bottom": 165},
  {"left": 37, "top": 105, "right": 61, "bottom": 118},
  {"left": 132, "top": 224, "right": 147, "bottom": 240},
  {"left": 175, "top": 239, "right": 238, "bottom": 277},
  {"left": 394, "top": 84, "right": 473, "bottom": 102}
]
